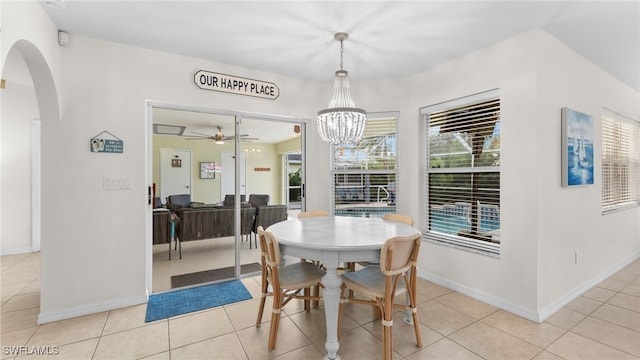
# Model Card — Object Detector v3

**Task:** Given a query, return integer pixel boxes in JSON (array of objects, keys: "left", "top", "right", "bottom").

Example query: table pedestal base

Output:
[
  {"left": 324, "top": 355, "right": 341, "bottom": 360},
  {"left": 321, "top": 256, "right": 342, "bottom": 360}
]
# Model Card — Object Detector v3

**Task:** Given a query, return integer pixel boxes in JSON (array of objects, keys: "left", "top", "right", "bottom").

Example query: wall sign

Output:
[
  {"left": 90, "top": 130, "right": 123, "bottom": 153},
  {"left": 194, "top": 70, "right": 279, "bottom": 100}
]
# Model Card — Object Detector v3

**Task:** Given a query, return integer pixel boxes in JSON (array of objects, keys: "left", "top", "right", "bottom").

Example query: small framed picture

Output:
[
  {"left": 561, "top": 107, "right": 594, "bottom": 187},
  {"left": 200, "top": 162, "right": 216, "bottom": 179}
]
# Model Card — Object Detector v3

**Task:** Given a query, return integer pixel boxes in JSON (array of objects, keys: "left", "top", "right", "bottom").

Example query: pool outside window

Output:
[{"left": 330, "top": 113, "right": 399, "bottom": 219}]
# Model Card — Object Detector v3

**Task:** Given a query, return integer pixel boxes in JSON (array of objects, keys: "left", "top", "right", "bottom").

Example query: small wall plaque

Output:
[{"left": 90, "top": 130, "right": 123, "bottom": 153}]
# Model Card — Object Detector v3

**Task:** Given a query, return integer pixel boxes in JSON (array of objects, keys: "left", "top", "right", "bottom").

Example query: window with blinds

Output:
[
  {"left": 601, "top": 109, "right": 640, "bottom": 213},
  {"left": 422, "top": 90, "right": 501, "bottom": 255},
  {"left": 331, "top": 113, "right": 398, "bottom": 218}
]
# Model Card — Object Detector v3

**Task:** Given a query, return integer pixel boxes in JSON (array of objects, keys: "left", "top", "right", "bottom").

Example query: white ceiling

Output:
[
  {"left": 26, "top": 1, "right": 640, "bottom": 144},
  {"left": 40, "top": 0, "right": 639, "bottom": 91}
]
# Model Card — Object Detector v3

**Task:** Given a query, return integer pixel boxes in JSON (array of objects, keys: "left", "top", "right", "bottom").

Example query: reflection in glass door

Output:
[
  {"left": 237, "top": 118, "right": 303, "bottom": 275},
  {"left": 286, "top": 153, "right": 302, "bottom": 217},
  {"left": 150, "top": 105, "right": 304, "bottom": 293}
]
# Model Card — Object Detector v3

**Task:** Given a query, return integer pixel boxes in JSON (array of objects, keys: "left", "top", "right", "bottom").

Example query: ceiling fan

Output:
[{"left": 183, "top": 126, "right": 258, "bottom": 143}]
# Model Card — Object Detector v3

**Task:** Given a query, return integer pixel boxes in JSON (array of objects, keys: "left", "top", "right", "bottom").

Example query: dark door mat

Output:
[{"left": 171, "top": 262, "right": 261, "bottom": 288}]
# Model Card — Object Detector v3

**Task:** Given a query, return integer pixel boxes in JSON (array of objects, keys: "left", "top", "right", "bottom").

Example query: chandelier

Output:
[{"left": 317, "top": 32, "right": 367, "bottom": 144}]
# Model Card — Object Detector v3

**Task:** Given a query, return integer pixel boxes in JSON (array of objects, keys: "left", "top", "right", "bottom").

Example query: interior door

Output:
[
  {"left": 221, "top": 151, "right": 246, "bottom": 201},
  {"left": 160, "top": 149, "right": 192, "bottom": 199}
]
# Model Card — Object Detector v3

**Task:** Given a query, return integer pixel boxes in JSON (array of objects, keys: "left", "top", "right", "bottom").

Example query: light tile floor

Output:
[{"left": 1, "top": 252, "right": 639, "bottom": 360}]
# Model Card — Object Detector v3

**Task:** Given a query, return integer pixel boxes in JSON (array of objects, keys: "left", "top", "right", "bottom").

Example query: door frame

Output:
[{"left": 145, "top": 100, "right": 307, "bottom": 294}]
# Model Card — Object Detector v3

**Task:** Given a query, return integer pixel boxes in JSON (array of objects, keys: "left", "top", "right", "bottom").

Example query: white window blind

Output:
[
  {"left": 422, "top": 90, "right": 501, "bottom": 255},
  {"left": 601, "top": 109, "right": 640, "bottom": 213},
  {"left": 331, "top": 113, "right": 398, "bottom": 218}
]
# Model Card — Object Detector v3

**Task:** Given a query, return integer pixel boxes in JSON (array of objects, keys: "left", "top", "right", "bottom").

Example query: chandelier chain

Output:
[{"left": 340, "top": 39, "right": 344, "bottom": 71}]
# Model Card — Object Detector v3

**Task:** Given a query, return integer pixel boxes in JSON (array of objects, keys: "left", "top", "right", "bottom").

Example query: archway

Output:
[{"left": 1, "top": 39, "right": 60, "bottom": 320}]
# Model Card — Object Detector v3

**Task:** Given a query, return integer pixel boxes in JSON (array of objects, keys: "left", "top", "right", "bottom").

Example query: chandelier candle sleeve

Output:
[{"left": 317, "top": 32, "right": 367, "bottom": 144}]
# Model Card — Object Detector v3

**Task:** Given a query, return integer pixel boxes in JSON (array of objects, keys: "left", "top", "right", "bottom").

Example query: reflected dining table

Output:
[{"left": 267, "top": 215, "right": 421, "bottom": 360}]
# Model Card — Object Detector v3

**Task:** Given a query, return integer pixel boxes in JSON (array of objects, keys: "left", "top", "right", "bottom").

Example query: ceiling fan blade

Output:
[
  {"left": 225, "top": 134, "right": 252, "bottom": 140},
  {"left": 184, "top": 137, "right": 212, "bottom": 140},
  {"left": 187, "top": 131, "right": 213, "bottom": 137}
]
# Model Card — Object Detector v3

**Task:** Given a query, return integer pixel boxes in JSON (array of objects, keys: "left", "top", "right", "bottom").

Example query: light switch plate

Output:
[{"left": 103, "top": 177, "right": 132, "bottom": 190}]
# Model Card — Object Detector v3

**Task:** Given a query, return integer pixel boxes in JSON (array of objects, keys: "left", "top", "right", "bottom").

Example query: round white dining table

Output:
[{"left": 267, "top": 215, "right": 421, "bottom": 360}]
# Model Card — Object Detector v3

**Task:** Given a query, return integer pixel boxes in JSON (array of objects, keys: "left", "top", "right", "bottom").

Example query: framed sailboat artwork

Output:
[{"left": 561, "top": 107, "right": 594, "bottom": 187}]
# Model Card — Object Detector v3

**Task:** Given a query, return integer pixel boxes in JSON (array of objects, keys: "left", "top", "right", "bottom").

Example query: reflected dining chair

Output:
[
  {"left": 338, "top": 233, "right": 423, "bottom": 360},
  {"left": 255, "top": 226, "right": 325, "bottom": 350}
]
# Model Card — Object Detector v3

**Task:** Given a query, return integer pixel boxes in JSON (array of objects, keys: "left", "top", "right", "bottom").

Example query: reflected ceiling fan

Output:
[{"left": 183, "top": 126, "right": 258, "bottom": 144}]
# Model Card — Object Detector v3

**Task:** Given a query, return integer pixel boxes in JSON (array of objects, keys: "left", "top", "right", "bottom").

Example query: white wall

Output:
[
  {"left": 37, "top": 34, "right": 328, "bottom": 322},
  {"left": 404, "top": 30, "right": 542, "bottom": 319},
  {"left": 535, "top": 31, "right": 640, "bottom": 317},
  {"left": 401, "top": 30, "right": 638, "bottom": 321}
]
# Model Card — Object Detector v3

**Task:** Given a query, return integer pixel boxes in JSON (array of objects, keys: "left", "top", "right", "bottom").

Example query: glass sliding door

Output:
[
  {"left": 149, "top": 104, "right": 305, "bottom": 293},
  {"left": 237, "top": 118, "right": 303, "bottom": 272},
  {"left": 151, "top": 107, "right": 242, "bottom": 292}
]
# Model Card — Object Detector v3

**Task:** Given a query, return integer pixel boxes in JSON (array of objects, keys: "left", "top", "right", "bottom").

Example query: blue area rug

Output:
[{"left": 145, "top": 280, "right": 252, "bottom": 322}]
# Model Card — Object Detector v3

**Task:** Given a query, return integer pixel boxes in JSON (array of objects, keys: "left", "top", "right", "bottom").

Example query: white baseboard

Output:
[
  {"left": 417, "top": 251, "right": 640, "bottom": 323},
  {"left": 37, "top": 294, "right": 148, "bottom": 324},
  {"left": 0, "top": 247, "right": 35, "bottom": 256},
  {"left": 417, "top": 268, "right": 540, "bottom": 322},
  {"left": 537, "top": 252, "right": 640, "bottom": 321}
]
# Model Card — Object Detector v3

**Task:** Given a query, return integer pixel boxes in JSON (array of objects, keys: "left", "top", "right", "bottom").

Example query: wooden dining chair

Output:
[
  {"left": 382, "top": 213, "right": 413, "bottom": 226},
  {"left": 297, "top": 210, "right": 329, "bottom": 218},
  {"left": 338, "top": 233, "right": 423, "bottom": 360},
  {"left": 354, "top": 213, "right": 416, "bottom": 320},
  {"left": 353, "top": 213, "right": 414, "bottom": 269},
  {"left": 255, "top": 226, "right": 325, "bottom": 350}
]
